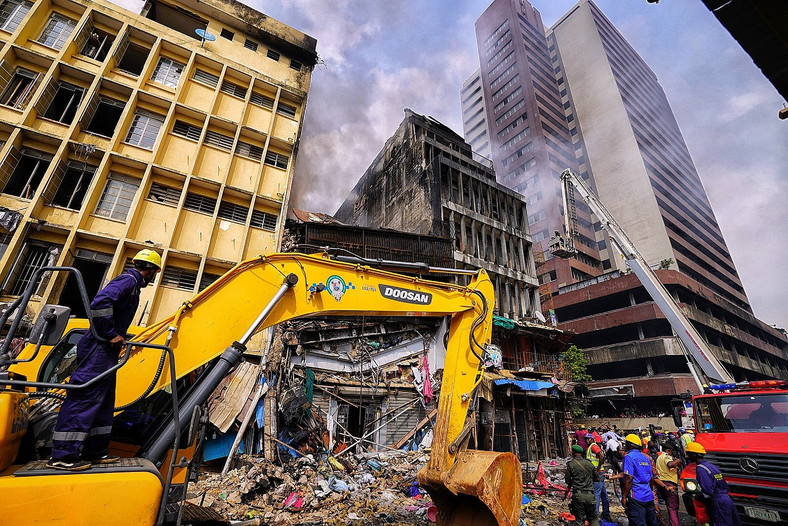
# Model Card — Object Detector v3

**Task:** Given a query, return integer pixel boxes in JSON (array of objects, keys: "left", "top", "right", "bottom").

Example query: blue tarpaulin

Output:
[{"left": 493, "top": 378, "right": 554, "bottom": 391}]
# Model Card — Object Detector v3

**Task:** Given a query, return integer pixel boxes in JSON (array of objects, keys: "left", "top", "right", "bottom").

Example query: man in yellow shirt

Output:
[{"left": 655, "top": 442, "right": 681, "bottom": 526}]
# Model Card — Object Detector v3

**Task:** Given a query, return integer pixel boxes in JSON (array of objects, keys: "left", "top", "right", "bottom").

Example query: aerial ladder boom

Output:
[{"left": 558, "top": 169, "right": 733, "bottom": 386}]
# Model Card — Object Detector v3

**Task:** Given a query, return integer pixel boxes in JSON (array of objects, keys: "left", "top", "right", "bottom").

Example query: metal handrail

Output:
[{"left": 0, "top": 266, "right": 181, "bottom": 525}]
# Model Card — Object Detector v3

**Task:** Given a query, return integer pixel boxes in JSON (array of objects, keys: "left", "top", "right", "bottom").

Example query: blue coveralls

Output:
[
  {"left": 696, "top": 460, "right": 743, "bottom": 526},
  {"left": 51, "top": 269, "right": 144, "bottom": 461}
]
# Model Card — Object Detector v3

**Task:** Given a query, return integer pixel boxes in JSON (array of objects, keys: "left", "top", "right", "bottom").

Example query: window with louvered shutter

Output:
[
  {"left": 192, "top": 68, "right": 219, "bottom": 88},
  {"left": 250, "top": 210, "right": 277, "bottom": 231},
  {"left": 172, "top": 120, "right": 202, "bottom": 141},
  {"left": 183, "top": 192, "right": 216, "bottom": 215},
  {"left": 250, "top": 92, "right": 274, "bottom": 109},
  {"left": 217, "top": 201, "right": 248, "bottom": 224},
  {"left": 277, "top": 102, "right": 296, "bottom": 119},
  {"left": 204, "top": 129, "right": 233, "bottom": 150},
  {"left": 220, "top": 80, "right": 246, "bottom": 99},
  {"left": 161, "top": 267, "right": 197, "bottom": 291},
  {"left": 235, "top": 140, "right": 263, "bottom": 161}
]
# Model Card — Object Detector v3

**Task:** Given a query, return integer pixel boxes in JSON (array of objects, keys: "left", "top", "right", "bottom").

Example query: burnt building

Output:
[
  {"left": 553, "top": 270, "right": 788, "bottom": 414},
  {"left": 334, "top": 109, "right": 540, "bottom": 322}
]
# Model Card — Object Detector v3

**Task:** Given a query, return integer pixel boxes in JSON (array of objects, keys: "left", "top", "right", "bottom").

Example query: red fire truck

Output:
[{"left": 689, "top": 379, "right": 788, "bottom": 524}]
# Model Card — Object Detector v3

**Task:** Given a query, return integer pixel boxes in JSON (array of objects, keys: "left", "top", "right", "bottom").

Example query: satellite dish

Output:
[{"left": 195, "top": 28, "right": 216, "bottom": 47}]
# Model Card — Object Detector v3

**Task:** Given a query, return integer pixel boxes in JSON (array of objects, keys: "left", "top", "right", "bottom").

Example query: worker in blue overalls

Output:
[
  {"left": 686, "top": 442, "right": 742, "bottom": 526},
  {"left": 47, "top": 249, "right": 161, "bottom": 471}
]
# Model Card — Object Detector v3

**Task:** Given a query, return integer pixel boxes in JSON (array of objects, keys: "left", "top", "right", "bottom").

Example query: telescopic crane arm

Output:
[{"left": 557, "top": 169, "right": 734, "bottom": 386}]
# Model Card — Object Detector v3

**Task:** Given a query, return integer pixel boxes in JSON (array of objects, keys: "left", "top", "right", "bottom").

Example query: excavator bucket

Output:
[{"left": 418, "top": 449, "right": 522, "bottom": 526}]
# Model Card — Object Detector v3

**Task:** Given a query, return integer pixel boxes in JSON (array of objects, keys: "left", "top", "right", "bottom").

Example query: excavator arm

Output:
[{"left": 1, "top": 252, "right": 521, "bottom": 525}]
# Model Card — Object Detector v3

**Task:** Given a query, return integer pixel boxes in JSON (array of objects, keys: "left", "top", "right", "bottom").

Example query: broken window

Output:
[
  {"left": 266, "top": 49, "right": 279, "bottom": 61},
  {"left": 83, "top": 95, "right": 125, "bottom": 137},
  {"left": 147, "top": 181, "right": 180, "bottom": 206},
  {"left": 4, "top": 240, "right": 59, "bottom": 296},
  {"left": 144, "top": 1, "right": 207, "bottom": 41},
  {"left": 94, "top": 172, "right": 139, "bottom": 220},
  {"left": 113, "top": 32, "right": 150, "bottom": 76},
  {"left": 250, "top": 209, "right": 277, "bottom": 231},
  {"left": 37, "top": 12, "right": 76, "bottom": 50},
  {"left": 219, "top": 28, "right": 233, "bottom": 40},
  {"left": 80, "top": 27, "right": 114, "bottom": 62},
  {"left": 150, "top": 56, "right": 184, "bottom": 88},
  {"left": 1, "top": 148, "right": 52, "bottom": 199},
  {"left": 40, "top": 80, "right": 84, "bottom": 123},
  {"left": 264, "top": 151, "right": 288, "bottom": 169},
  {"left": 46, "top": 160, "right": 96, "bottom": 209},
  {"left": 289, "top": 59, "right": 302, "bottom": 71},
  {"left": 0, "top": 67, "right": 38, "bottom": 109},
  {"left": 0, "top": 0, "right": 32, "bottom": 33},
  {"left": 244, "top": 39, "right": 257, "bottom": 52},
  {"left": 124, "top": 109, "right": 164, "bottom": 149},
  {"left": 217, "top": 201, "right": 247, "bottom": 224}
]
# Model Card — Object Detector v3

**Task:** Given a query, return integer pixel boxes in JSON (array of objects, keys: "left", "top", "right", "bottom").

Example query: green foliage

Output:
[
  {"left": 658, "top": 258, "right": 674, "bottom": 270},
  {"left": 561, "top": 345, "right": 591, "bottom": 417},
  {"left": 561, "top": 345, "right": 591, "bottom": 383}
]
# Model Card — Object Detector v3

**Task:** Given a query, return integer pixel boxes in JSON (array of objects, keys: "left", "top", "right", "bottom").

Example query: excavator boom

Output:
[{"left": 1, "top": 252, "right": 521, "bottom": 525}]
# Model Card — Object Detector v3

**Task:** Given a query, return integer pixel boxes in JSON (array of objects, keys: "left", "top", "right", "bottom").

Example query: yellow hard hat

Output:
[
  {"left": 625, "top": 434, "right": 642, "bottom": 447},
  {"left": 685, "top": 442, "right": 707, "bottom": 455},
  {"left": 132, "top": 249, "right": 162, "bottom": 269}
]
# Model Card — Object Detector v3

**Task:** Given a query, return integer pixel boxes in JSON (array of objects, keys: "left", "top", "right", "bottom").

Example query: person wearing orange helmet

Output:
[{"left": 48, "top": 249, "right": 161, "bottom": 471}]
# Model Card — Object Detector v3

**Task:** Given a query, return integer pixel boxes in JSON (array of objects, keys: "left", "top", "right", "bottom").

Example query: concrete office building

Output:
[
  {"left": 335, "top": 109, "right": 541, "bottom": 321},
  {"left": 0, "top": 0, "right": 316, "bottom": 326},
  {"left": 549, "top": 0, "right": 748, "bottom": 310},
  {"left": 543, "top": 0, "right": 788, "bottom": 402},
  {"left": 468, "top": 0, "right": 605, "bottom": 298}
]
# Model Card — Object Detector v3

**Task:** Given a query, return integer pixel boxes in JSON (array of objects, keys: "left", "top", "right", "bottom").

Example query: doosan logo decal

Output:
[{"left": 379, "top": 285, "right": 432, "bottom": 305}]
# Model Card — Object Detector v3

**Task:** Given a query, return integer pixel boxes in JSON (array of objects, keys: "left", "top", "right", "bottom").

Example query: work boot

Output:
[
  {"left": 86, "top": 454, "right": 120, "bottom": 464},
  {"left": 46, "top": 458, "right": 92, "bottom": 471}
]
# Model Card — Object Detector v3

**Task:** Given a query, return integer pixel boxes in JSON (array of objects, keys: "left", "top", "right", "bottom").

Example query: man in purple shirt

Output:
[
  {"left": 47, "top": 250, "right": 161, "bottom": 471},
  {"left": 622, "top": 433, "right": 658, "bottom": 526}
]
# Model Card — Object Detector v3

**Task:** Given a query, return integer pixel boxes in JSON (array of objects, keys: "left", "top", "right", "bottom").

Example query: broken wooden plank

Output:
[{"left": 393, "top": 408, "right": 437, "bottom": 450}]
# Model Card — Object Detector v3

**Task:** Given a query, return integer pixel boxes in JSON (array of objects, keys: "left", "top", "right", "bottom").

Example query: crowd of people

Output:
[{"left": 564, "top": 424, "right": 742, "bottom": 526}]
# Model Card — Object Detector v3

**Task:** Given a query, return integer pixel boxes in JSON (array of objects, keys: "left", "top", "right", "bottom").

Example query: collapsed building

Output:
[{"left": 203, "top": 213, "right": 575, "bottom": 465}]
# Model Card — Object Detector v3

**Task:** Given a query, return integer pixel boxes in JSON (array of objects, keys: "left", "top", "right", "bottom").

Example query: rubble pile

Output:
[{"left": 189, "top": 451, "right": 437, "bottom": 525}]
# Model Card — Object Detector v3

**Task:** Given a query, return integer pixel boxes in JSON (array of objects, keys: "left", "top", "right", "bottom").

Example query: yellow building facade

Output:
[{"left": 0, "top": 0, "right": 316, "bottom": 325}]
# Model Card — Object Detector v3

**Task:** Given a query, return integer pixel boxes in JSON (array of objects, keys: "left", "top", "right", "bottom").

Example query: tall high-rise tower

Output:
[
  {"left": 549, "top": 0, "right": 750, "bottom": 311},
  {"left": 469, "top": 0, "right": 604, "bottom": 297}
]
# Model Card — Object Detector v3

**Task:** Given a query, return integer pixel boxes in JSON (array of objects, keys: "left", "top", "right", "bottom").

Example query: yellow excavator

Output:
[{"left": 0, "top": 252, "right": 521, "bottom": 525}]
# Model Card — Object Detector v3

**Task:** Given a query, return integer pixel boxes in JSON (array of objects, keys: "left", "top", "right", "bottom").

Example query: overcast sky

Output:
[{"left": 229, "top": 1, "right": 786, "bottom": 329}]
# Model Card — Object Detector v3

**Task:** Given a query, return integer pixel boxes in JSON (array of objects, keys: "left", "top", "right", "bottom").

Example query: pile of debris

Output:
[{"left": 189, "top": 451, "right": 437, "bottom": 525}]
